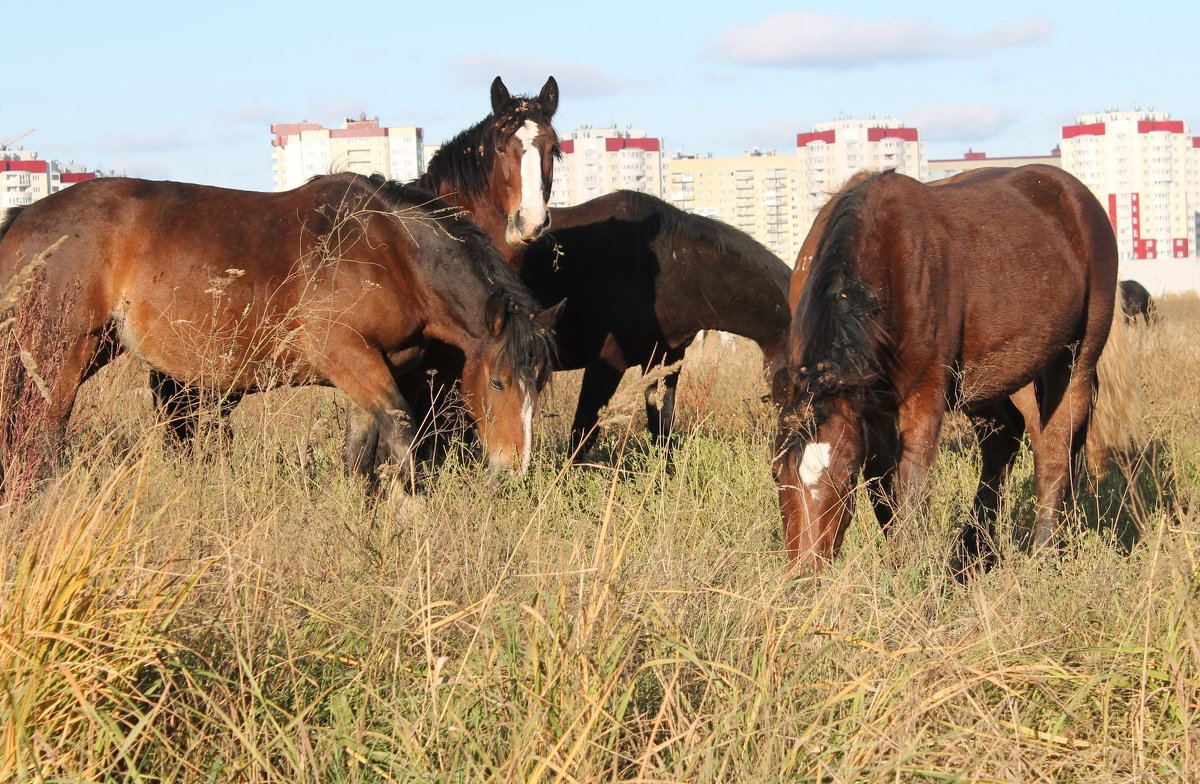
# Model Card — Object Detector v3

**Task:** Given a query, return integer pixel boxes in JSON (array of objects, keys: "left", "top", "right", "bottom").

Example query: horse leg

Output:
[
  {"left": 893, "top": 387, "right": 946, "bottom": 520},
  {"left": 326, "top": 348, "right": 423, "bottom": 493},
  {"left": 862, "top": 411, "right": 900, "bottom": 534},
  {"left": 643, "top": 346, "right": 685, "bottom": 464},
  {"left": 150, "top": 369, "right": 242, "bottom": 452},
  {"left": 150, "top": 370, "right": 199, "bottom": 443},
  {"left": 1029, "top": 354, "right": 1094, "bottom": 551},
  {"left": 962, "top": 399, "right": 1025, "bottom": 572},
  {"left": 570, "top": 358, "right": 626, "bottom": 461}
]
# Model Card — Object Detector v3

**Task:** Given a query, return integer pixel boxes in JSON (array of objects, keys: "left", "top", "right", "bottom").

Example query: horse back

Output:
[{"left": 850, "top": 166, "right": 1116, "bottom": 402}]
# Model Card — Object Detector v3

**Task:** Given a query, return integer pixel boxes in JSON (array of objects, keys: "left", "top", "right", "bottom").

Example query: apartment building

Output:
[
  {"left": 1060, "top": 110, "right": 1195, "bottom": 259},
  {"left": 0, "top": 150, "right": 97, "bottom": 210},
  {"left": 270, "top": 115, "right": 424, "bottom": 191},
  {"left": 796, "top": 118, "right": 927, "bottom": 198},
  {"left": 663, "top": 118, "right": 925, "bottom": 261},
  {"left": 668, "top": 150, "right": 800, "bottom": 259},
  {"left": 550, "top": 125, "right": 667, "bottom": 206},
  {"left": 927, "top": 148, "right": 1062, "bottom": 181}
]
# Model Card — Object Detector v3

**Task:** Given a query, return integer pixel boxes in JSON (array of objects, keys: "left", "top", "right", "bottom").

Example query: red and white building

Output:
[
  {"left": 1060, "top": 110, "right": 1195, "bottom": 260},
  {"left": 796, "top": 118, "right": 927, "bottom": 199},
  {"left": 0, "top": 150, "right": 98, "bottom": 210},
  {"left": 550, "top": 125, "right": 667, "bottom": 206},
  {"left": 270, "top": 115, "right": 424, "bottom": 191}
]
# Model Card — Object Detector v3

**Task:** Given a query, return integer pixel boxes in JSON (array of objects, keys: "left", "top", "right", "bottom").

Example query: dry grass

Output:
[{"left": 1, "top": 301, "right": 1198, "bottom": 782}]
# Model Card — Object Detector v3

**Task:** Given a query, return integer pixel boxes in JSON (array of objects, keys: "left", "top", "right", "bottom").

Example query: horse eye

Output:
[{"left": 489, "top": 378, "right": 505, "bottom": 391}]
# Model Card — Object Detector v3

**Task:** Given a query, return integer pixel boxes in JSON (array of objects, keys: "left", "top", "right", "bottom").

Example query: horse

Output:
[
  {"left": 518, "top": 190, "right": 793, "bottom": 459},
  {"left": 413, "top": 75, "right": 560, "bottom": 264},
  {"left": 0, "top": 173, "right": 557, "bottom": 490},
  {"left": 151, "top": 75, "right": 561, "bottom": 457},
  {"left": 1119, "top": 279, "right": 1156, "bottom": 325},
  {"left": 772, "top": 165, "right": 1118, "bottom": 572}
]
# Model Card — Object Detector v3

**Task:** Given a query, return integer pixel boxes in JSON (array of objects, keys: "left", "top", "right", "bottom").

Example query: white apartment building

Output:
[
  {"left": 270, "top": 115, "right": 424, "bottom": 192},
  {"left": 1060, "top": 110, "right": 1195, "bottom": 259},
  {"left": 0, "top": 150, "right": 98, "bottom": 210},
  {"left": 550, "top": 125, "right": 667, "bottom": 206},
  {"left": 796, "top": 118, "right": 927, "bottom": 199},
  {"left": 663, "top": 118, "right": 926, "bottom": 262}
]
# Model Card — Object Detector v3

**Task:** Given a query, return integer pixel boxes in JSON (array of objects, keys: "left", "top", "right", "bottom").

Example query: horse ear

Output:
[
  {"left": 485, "top": 291, "right": 508, "bottom": 336},
  {"left": 536, "top": 297, "right": 566, "bottom": 332},
  {"left": 770, "top": 366, "right": 796, "bottom": 408},
  {"left": 538, "top": 76, "right": 559, "bottom": 117},
  {"left": 490, "top": 77, "right": 510, "bottom": 114}
]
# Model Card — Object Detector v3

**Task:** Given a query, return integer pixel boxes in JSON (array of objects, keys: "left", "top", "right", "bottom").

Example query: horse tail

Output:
[
  {"left": 790, "top": 176, "right": 883, "bottom": 396},
  {"left": 1086, "top": 291, "right": 1144, "bottom": 474}
]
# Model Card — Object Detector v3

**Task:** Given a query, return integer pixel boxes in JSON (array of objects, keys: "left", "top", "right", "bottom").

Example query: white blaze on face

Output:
[
  {"left": 799, "top": 442, "right": 832, "bottom": 498},
  {"left": 519, "top": 380, "right": 534, "bottom": 475},
  {"left": 513, "top": 120, "right": 546, "bottom": 240}
]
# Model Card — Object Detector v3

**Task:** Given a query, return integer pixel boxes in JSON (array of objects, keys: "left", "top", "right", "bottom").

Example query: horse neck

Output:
[
  {"left": 414, "top": 167, "right": 519, "bottom": 268},
  {"left": 676, "top": 242, "right": 792, "bottom": 363}
]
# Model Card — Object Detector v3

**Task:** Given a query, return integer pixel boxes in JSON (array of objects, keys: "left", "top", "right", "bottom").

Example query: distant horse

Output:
[
  {"left": 519, "top": 190, "right": 793, "bottom": 459},
  {"left": 772, "top": 165, "right": 1117, "bottom": 571},
  {"left": 153, "top": 75, "right": 561, "bottom": 460},
  {"left": 0, "top": 173, "right": 556, "bottom": 488},
  {"left": 1119, "top": 279, "right": 1156, "bottom": 325}
]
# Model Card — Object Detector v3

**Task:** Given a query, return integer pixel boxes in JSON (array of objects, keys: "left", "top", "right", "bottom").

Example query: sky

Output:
[{"left": 4, "top": 1, "right": 1195, "bottom": 192}]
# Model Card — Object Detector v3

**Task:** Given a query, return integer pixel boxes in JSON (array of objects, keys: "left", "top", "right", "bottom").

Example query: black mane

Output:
[
  {"left": 791, "top": 176, "right": 884, "bottom": 403},
  {"left": 360, "top": 173, "right": 554, "bottom": 386},
  {"left": 415, "top": 92, "right": 560, "bottom": 203}
]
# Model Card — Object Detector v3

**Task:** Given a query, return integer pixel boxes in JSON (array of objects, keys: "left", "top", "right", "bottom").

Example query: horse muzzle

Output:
[{"left": 506, "top": 211, "right": 551, "bottom": 245}]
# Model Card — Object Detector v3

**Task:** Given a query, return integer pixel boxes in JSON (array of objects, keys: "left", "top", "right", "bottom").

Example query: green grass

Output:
[{"left": 2, "top": 302, "right": 1199, "bottom": 782}]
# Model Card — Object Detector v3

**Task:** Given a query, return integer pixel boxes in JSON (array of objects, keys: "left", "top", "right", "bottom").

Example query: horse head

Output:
[
  {"left": 485, "top": 76, "right": 560, "bottom": 247},
  {"left": 460, "top": 291, "right": 560, "bottom": 475},
  {"left": 771, "top": 366, "right": 867, "bottom": 568}
]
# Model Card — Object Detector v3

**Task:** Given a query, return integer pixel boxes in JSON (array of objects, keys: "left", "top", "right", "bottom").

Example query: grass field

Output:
[{"left": 2, "top": 296, "right": 1198, "bottom": 783}]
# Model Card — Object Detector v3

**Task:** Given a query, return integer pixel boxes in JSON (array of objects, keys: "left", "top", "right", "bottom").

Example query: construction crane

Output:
[{"left": 0, "top": 127, "right": 34, "bottom": 150}]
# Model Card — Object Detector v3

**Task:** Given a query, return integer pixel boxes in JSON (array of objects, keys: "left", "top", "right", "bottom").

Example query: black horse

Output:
[
  {"left": 520, "top": 190, "right": 792, "bottom": 459},
  {"left": 1119, "top": 279, "right": 1156, "bottom": 325}
]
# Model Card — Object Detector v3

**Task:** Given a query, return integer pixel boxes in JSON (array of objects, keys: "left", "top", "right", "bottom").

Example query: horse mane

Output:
[
  {"left": 608, "top": 190, "right": 791, "bottom": 291},
  {"left": 790, "top": 174, "right": 885, "bottom": 405},
  {"left": 359, "top": 173, "right": 555, "bottom": 386},
  {"left": 0, "top": 206, "right": 24, "bottom": 241},
  {"left": 415, "top": 91, "right": 561, "bottom": 203}
]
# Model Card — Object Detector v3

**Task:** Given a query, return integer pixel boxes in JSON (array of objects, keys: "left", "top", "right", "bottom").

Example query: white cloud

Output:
[
  {"left": 902, "top": 104, "right": 1017, "bottom": 142},
  {"left": 704, "top": 12, "right": 1053, "bottom": 68}
]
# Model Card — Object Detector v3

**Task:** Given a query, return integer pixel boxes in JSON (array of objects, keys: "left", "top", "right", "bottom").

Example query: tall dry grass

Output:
[{"left": 0, "top": 299, "right": 1197, "bottom": 782}]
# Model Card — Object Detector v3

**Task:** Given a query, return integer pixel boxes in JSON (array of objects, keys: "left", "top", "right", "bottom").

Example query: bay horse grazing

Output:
[
  {"left": 772, "top": 165, "right": 1117, "bottom": 571},
  {"left": 1119, "top": 279, "right": 1156, "bottom": 325},
  {"left": 518, "top": 190, "right": 793, "bottom": 459},
  {"left": 0, "top": 173, "right": 556, "bottom": 488}
]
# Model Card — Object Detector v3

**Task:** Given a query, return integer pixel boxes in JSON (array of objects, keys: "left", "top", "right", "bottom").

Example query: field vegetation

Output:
[{"left": 2, "top": 290, "right": 1198, "bottom": 782}]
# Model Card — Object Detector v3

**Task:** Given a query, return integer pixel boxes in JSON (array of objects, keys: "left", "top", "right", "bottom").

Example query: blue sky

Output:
[{"left": 5, "top": 1, "right": 1194, "bottom": 191}]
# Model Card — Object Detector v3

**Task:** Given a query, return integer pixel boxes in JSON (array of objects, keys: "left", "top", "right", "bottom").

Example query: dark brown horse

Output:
[
  {"left": 1119, "top": 279, "right": 1156, "bottom": 325},
  {"left": 772, "top": 165, "right": 1118, "bottom": 571},
  {"left": 0, "top": 173, "right": 556, "bottom": 488},
  {"left": 520, "top": 190, "right": 793, "bottom": 459}
]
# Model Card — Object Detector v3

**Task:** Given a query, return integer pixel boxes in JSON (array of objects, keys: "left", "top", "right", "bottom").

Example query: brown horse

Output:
[
  {"left": 773, "top": 165, "right": 1118, "bottom": 571},
  {"left": 152, "top": 76, "right": 560, "bottom": 455},
  {"left": 0, "top": 173, "right": 556, "bottom": 488},
  {"left": 414, "top": 76, "right": 560, "bottom": 264}
]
